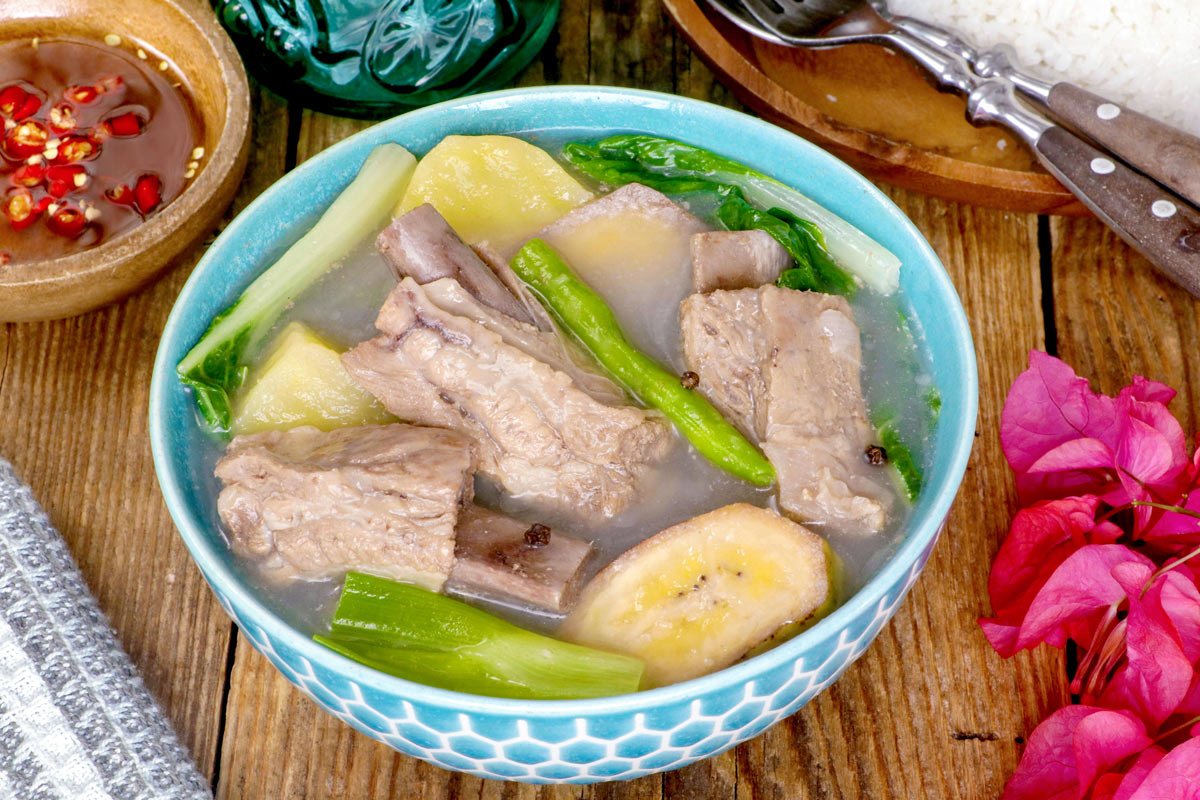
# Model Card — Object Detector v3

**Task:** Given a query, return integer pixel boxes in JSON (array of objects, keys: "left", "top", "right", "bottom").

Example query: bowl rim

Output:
[
  {"left": 150, "top": 84, "right": 978, "bottom": 716},
  {"left": 0, "top": 0, "right": 251, "bottom": 289}
]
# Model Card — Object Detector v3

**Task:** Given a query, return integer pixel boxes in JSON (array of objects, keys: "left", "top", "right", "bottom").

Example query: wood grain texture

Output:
[
  {"left": 0, "top": 2, "right": 1088, "bottom": 798},
  {"left": 1051, "top": 215, "right": 1200, "bottom": 429}
]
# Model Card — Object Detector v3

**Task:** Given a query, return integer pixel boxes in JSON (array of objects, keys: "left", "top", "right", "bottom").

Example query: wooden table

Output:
[{"left": 3, "top": 2, "right": 1195, "bottom": 798}]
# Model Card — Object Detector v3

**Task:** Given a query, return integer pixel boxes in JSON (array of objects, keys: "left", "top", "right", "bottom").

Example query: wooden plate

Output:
[
  {"left": 664, "top": 0, "right": 1086, "bottom": 215},
  {"left": 0, "top": 0, "right": 251, "bottom": 322}
]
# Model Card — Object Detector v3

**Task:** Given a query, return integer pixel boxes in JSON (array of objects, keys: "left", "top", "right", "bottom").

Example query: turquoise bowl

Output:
[{"left": 150, "top": 86, "right": 977, "bottom": 783}]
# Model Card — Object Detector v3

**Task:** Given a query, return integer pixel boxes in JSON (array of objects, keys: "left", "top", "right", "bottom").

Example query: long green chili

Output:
[{"left": 510, "top": 239, "right": 776, "bottom": 487}]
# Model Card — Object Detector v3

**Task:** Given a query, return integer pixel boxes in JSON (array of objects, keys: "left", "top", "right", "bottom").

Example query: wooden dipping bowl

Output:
[
  {"left": 664, "top": 0, "right": 1086, "bottom": 215},
  {"left": 0, "top": 0, "right": 250, "bottom": 322}
]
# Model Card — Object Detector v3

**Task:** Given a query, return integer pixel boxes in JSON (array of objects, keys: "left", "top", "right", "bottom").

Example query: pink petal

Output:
[
  {"left": 1101, "top": 566, "right": 1196, "bottom": 727},
  {"left": 1141, "top": 484, "right": 1200, "bottom": 544},
  {"left": 1001, "top": 352, "right": 1118, "bottom": 474},
  {"left": 1113, "top": 748, "right": 1167, "bottom": 800},
  {"left": 1124, "top": 375, "right": 1177, "bottom": 407},
  {"left": 1115, "top": 417, "right": 1185, "bottom": 489},
  {"left": 986, "top": 497, "right": 1116, "bottom": 618},
  {"left": 1002, "top": 706, "right": 1148, "bottom": 800},
  {"left": 1027, "top": 438, "right": 1116, "bottom": 474},
  {"left": 1011, "top": 545, "right": 1153, "bottom": 654},
  {"left": 1178, "top": 674, "right": 1200, "bottom": 716},
  {"left": 1001, "top": 706, "right": 1097, "bottom": 800},
  {"left": 1074, "top": 709, "right": 1154, "bottom": 795},
  {"left": 1126, "top": 736, "right": 1200, "bottom": 800},
  {"left": 1159, "top": 572, "right": 1200, "bottom": 663}
]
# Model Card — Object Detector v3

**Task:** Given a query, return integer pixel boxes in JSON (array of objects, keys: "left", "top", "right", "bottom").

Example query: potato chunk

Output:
[
  {"left": 396, "top": 135, "right": 593, "bottom": 254},
  {"left": 232, "top": 322, "right": 396, "bottom": 435}
]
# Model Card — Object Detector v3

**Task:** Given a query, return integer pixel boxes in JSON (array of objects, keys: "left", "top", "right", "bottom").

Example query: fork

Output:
[{"left": 707, "top": 0, "right": 1200, "bottom": 297}]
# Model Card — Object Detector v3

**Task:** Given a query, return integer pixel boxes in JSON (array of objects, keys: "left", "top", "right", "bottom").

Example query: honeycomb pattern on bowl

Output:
[{"left": 207, "top": 547, "right": 930, "bottom": 784}]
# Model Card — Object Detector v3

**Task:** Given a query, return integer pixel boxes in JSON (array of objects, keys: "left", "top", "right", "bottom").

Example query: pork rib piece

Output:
[
  {"left": 681, "top": 286, "right": 893, "bottom": 535},
  {"left": 447, "top": 506, "right": 593, "bottom": 614},
  {"left": 214, "top": 423, "right": 475, "bottom": 589},
  {"left": 343, "top": 277, "right": 672, "bottom": 518},
  {"left": 378, "top": 203, "right": 535, "bottom": 325},
  {"left": 691, "top": 229, "right": 791, "bottom": 293}
]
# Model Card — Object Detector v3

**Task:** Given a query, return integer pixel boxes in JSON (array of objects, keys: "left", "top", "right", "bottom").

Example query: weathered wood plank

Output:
[
  {"left": 1051, "top": 216, "right": 1200, "bottom": 429},
  {"left": 0, "top": 84, "right": 290, "bottom": 779}
]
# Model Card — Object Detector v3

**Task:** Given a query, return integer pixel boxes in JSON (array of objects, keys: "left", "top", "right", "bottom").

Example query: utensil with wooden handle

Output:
[{"left": 705, "top": 0, "right": 1200, "bottom": 296}]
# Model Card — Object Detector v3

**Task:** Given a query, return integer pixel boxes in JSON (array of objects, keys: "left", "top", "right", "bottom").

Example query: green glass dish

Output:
[{"left": 211, "top": 0, "right": 559, "bottom": 118}]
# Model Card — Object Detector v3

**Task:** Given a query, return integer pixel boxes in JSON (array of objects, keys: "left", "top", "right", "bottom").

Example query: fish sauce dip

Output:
[
  {"left": 0, "top": 36, "right": 203, "bottom": 265},
  {"left": 191, "top": 132, "right": 939, "bottom": 666}
]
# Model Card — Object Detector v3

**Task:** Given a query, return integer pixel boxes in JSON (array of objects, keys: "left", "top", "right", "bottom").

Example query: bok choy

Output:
[
  {"left": 177, "top": 143, "right": 417, "bottom": 434},
  {"left": 315, "top": 572, "right": 646, "bottom": 700},
  {"left": 563, "top": 135, "right": 900, "bottom": 295}
]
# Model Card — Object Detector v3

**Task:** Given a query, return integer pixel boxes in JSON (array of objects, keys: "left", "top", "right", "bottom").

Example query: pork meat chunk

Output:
[
  {"left": 214, "top": 423, "right": 475, "bottom": 588},
  {"left": 681, "top": 286, "right": 893, "bottom": 535},
  {"left": 343, "top": 277, "right": 672, "bottom": 518},
  {"left": 378, "top": 203, "right": 535, "bottom": 325},
  {"left": 691, "top": 229, "right": 791, "bottom": 292},
  {"left": 447, "top": 505, "right": 593, "bottom": 614}
]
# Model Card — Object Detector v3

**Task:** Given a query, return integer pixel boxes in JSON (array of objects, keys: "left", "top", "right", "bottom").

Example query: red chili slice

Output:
[
  {"left": 107, "top": 112, "right": 142, "bottom": 137},
  {"left": 46, "top": 164, "right": 85, "bottom": 185},
  {"left": 0, "top": 85, "right": 24, "bottom": 116},
  {"left": 11, "top": 163, "right": 44, "bottom": 187},
  {"left": 105, "top": 183, "right": 133, "bottom": 206},
  {"left": 3, "top": 119, "right": 50, "bottom": 159},
  {"left": 133, "top": 174, "right": 161, "bottom": 214},
  {"left": 46, "top": 204, "right": 86, "bottom": 238},
  {"left": 13, "top": 94, "right": 41, "bottom": 121},
  {"left": 51, "top": 135, "right": 98, "bottom": 164},
  {"left": 0, "top": 85, "right": 40, "bottom": 121},
  {"left": 63, "top": 84, "right": 98, "bottom": 105},
  {"left": 47, "top": 101, "right": 77, "bottom": 136},
  {"left": 5, "top": 188, "right": 37, "bottom": 230}
]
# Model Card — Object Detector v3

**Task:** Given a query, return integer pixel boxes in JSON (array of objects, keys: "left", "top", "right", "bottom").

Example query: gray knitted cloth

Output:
[{"left": 0, "top": 458, "right": 212, "bottom": 800}]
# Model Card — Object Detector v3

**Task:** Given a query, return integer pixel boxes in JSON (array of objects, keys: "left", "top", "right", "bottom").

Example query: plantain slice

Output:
[{"left": 560, "top": 503, "right": 829, "bottom": 686}]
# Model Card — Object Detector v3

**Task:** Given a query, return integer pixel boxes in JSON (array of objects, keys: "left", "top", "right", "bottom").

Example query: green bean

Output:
[{"left": 510, "top": 239, "right": 776, "bottom": 487}]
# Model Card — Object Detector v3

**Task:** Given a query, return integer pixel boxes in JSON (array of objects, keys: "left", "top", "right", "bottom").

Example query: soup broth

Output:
[{"left": 204, "top": 137, "right": 938, "bottom": 638}]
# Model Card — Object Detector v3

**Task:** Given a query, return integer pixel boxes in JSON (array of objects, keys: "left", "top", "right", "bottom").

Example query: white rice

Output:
[{"left": 886, "top": 0, "right": 1200, "bottom": 136}]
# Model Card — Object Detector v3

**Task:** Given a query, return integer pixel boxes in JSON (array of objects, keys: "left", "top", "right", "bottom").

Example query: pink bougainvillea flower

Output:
[
  {"left": 1126, "top": 736, "right": 1200, "bottom": 800},
  {"left": 1098, "top": 564, "right": 1200, "bottom": 727},
  {"left": 1000, "top": 705, "right": 1151, "bottom": 800},
  {"left": 1000, "top": 353, "right": 1192, "bottom": 525},
  {"left": 1140, "top": 444, "right": 1200, "bottom": 549},
  {"left": 981, "top": 496, "right": 1121, "bottom": 652},
  {"left": 981, "top": 543, "right": 1153, "bottom": 657},
  {"left": 1098, "top": 748, "right": 1166, "bottom": 800}
]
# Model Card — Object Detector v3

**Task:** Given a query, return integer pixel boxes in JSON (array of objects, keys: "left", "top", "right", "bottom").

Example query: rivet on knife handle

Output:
[
  {"left": 969, "top": 79, "right": 1200, "bottom": 298},
  {"left": 1043, "top": 83, "right": 1200, "bottom": 208},
  {"left": 1032, "top": 126, "right": 1200, "bottom": 296}
]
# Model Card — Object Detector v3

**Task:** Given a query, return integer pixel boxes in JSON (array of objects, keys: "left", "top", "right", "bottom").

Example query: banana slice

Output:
[{"left": 559, "top": 503, "right": 829, "bottom": 686}]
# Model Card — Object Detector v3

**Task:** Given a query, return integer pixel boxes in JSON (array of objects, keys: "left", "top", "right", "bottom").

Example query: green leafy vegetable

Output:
[
  {"left": 877, "top": 420, "right": 923, "bottom": 501},
  {"left": 926, "top": 387, "right": 943, "bottom": 417},
  {"left": 315, "top": 572, "right": 645, "bottom": 700},
  {"left": 177, "top": 143, "right": 418, "bottom": 434},
  {"left": 511, "top": 239, "right": 776, "bottom": 486},
  {"left": 563, "top": 135, "right": 900, "bottom": 294}
]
